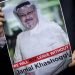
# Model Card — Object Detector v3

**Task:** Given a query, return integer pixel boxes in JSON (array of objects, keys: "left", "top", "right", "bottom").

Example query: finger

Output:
[
  {"left": 0, "top": 12, "right": 4, "bottom": 17},
  {"left": 0, "top": 7, "right": 4, "bottom": 17},
  {"left": 0, "top": 17, "right": 5, "bottom": 22},
  {"left": 0, "top": 7, "right": 2, "bottom": 11},
  {"left": 69, "top": 61, "right": 75, "bottom": 67},
  {"left": 0, "top": 26, "right": 4, "bottom": 34},
  {"left": 0, "top": 22, "right": 3, "bottom": 26}
]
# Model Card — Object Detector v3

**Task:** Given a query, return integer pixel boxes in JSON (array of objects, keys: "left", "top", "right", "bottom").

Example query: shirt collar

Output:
[{"left": 30, "top": 22, "right": 39, "bottom": 34}]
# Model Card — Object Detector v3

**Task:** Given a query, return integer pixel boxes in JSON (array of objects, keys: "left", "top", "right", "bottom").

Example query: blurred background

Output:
[{"left": 2, "top": 0, "right": 67, "bottom": 63}]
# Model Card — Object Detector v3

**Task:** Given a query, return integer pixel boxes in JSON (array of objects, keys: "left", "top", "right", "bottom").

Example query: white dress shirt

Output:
[{"left": 14, "top": 21, "right": 71, "bottom": 75}]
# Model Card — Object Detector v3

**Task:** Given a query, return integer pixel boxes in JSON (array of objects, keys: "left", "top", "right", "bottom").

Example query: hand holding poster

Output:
[{"left": 0, "top": 0, "right": 73, "bottom": 75}]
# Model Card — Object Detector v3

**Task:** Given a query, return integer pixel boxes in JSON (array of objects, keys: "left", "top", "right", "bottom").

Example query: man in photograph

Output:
[{"left": 13, "top": 1, "right": 72, "bottom": 75}]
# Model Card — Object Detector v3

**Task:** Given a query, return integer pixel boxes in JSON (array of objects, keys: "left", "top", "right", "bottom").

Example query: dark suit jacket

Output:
[{"left": 0, "top": 44, "right": 14, "bottom": 75}]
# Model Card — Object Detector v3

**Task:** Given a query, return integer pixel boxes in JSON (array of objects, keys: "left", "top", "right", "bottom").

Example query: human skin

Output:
[
  {"left": 69, "top": 50, "right": 75, "bottom": 67},
  {"left": 0, "top": 7, "right": 5, "bottom": 37}
]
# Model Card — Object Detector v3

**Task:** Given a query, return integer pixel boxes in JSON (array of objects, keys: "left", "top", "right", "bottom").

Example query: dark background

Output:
[
  {"left": 0, "top": 0, "right": 5, "bottom": 1},
  {"left": 60, "top": 0, "right": 75, "bottom": 51},
  {"left": 58, "top": 0, "right": 75, "bottom": 74},
  {"left": 0, "top": 0, "right": 75, "bottom": 75}
]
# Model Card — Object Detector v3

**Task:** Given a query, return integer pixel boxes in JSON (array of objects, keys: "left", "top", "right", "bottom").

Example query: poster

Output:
[{"left": 0, "top": 0, "right": 72, "bottom": 75}]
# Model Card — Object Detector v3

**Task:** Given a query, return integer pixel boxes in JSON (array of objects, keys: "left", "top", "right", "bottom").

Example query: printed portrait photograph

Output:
[{"left": 2, "top": 0, "right": 72, "bottom": 75}]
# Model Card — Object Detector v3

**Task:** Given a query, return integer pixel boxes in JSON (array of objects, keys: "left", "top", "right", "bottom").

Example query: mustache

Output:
[{"left": 25, "top": 18, "right": 33, "bottom": 22}]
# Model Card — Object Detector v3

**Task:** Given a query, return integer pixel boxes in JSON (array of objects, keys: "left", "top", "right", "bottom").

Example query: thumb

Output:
[{"left": 69, "top": 60, "right": 75, "bottom": 67}]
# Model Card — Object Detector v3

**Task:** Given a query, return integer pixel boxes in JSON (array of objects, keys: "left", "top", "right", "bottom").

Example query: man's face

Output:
[{"left": 17, "top": 5, "right": 38, "bottom": 30}]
